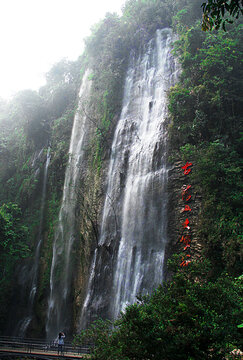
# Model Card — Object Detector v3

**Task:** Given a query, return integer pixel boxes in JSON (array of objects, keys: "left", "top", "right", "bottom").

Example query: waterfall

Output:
[
  {"left": 46, "top": 70, "right": 92, "bottom": 340},
  {"left": 15, "top": 147, "right": 51, "bottom": 337},
  {"left": 80, "top": 28, "right": 178, "bottom": 328}
]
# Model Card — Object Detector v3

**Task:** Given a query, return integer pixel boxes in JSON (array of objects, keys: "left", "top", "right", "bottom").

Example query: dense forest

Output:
[{"left": 0, "top": 0, "right": 242, "bottom": 359}]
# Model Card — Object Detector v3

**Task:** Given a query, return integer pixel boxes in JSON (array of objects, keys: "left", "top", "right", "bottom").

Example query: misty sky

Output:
[{"left": 0, "top": 0, "right": 124, "bottom": 99}]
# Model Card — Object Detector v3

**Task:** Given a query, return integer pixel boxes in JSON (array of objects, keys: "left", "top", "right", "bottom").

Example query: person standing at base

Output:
[{"left": 58, "top": 331, "right": 65, "bottom": 355}]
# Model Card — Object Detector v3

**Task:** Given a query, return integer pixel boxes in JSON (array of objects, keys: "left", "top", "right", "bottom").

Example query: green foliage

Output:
[
  {"left": 0, "top": 88, "right": 51, "bottom": 207},
  {"left": 74, "top": 319, "right": 118, "bottom": 359},
  {"left": 0, "top": 202, "right": 29, "bottom": 258},
  {"left": 75, "top": 267, "right": 242, "bottom": 360},
  {"left": 170, "top": 26, "right": 242, "bottom": 145},
  {"left": 85, "top": 12, "right": 128, "bottom": 120},
  {"left": 0, "top": 202, "right": 29, "bottom": 331},
  {"left": 40, "top": 58, "right": 81, "bottom": 118},
  {"left": 49, "top": 109, "right": 75, "bottom": 192},
  {"left": 202, "top": 0, "right": 243, "bottom": 31},
  {"left": 91, "top": 91, "right": 114, "bottom": 173},
  {"left": 12, "top": 90, "right": 49, "bottom": 147},
  {"left": 121, "top": 0, "right": 172, "bottom": 45},
  {"left": 172, "top": 0, "right": 203, "bottom": 33}
]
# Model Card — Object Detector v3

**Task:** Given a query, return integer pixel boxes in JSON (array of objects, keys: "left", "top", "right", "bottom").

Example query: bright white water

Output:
[
  {"left": 80, "top": 28, "right": 178, "bottom": 328},
  {"left": 15, "top": 147, "right": 51, "bottom": 337},
  {"left": 46, "top": 70, "right": 92, "bottom": 339}
]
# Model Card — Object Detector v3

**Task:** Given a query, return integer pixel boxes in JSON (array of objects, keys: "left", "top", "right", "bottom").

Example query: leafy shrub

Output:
[{"left": 75, "top": 267, "right": 242, "bottom": 360}]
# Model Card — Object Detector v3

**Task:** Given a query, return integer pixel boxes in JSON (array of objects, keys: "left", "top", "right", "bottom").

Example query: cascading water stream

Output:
[
  {"left": 15, "top": 147, "right": 51, "bottom": 336},
  {"left": 46, "top": 70, "right": 92, "bottom": 339},
  {"left": 80, "top": 28, "right": 178, "bottom": 328}
]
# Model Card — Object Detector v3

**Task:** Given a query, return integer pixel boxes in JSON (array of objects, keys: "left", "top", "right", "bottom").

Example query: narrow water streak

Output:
[{"left": 46, "top": 70, "right": 92, "bottom": 339}]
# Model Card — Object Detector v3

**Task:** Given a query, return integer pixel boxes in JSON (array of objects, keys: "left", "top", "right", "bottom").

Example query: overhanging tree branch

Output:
[{"left": 201, "top": 0, "right": 243, "bottom": 31}]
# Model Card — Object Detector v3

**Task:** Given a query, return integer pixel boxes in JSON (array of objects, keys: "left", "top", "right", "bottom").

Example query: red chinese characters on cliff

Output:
[
  {"left": 180, "top": 162, "right": 193, "bottom": 267},
  {"left": 182, "top": 205, "right": 192, "bottom": 212},
  {"left": 181, "top": 162, "right": 192, "bottom": 175},
  {"left": 182, "top": 185, "right": 192, "bottom": 202}
]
